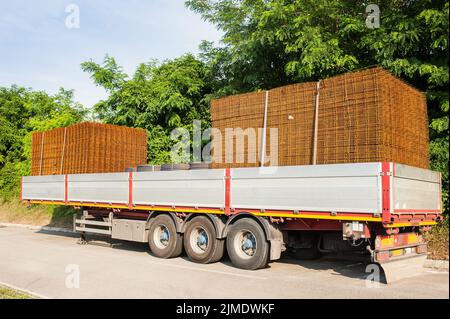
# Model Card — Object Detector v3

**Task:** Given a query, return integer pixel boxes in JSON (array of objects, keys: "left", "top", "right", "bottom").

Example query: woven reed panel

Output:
[
  {"left": 211, "top": 67, "right": 429, "bottom": 169},
  {"left": 30, "top": 122, "right": 147, "bottom": 175}
]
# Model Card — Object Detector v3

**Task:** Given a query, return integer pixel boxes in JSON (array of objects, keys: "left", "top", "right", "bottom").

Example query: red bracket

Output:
[{"left": 381, "top": 162, "right": 392, "bottom": 224}]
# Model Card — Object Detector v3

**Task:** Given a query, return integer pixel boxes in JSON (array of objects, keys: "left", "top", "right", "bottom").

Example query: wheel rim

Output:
[
  {"left": 153, "top": 224, "right": 170, "bottom": 249},
  {"left": 234, "top": 229, "right": 257, "bottom": 259},
  {"left": 190, "top": 226, "right": 209, "bottom": 255}
]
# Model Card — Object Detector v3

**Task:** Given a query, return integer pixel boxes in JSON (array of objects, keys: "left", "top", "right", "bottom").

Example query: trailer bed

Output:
[{"left": 21, "top": 162, "right": 441, "bottom": 227}]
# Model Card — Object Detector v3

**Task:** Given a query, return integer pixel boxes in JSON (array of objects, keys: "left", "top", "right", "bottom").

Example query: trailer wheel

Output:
[
  {"left": 226, "top": 218, "right": 269, "bottom": 270},
  {"left": 148, "top": 214, "right": 183, "bottom": 258},
  {"left": 184, "top": 216, "right": 224, "bottom": 264}
]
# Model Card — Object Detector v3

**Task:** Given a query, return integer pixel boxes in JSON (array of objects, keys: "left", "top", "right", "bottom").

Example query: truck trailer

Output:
[{"left": 21, "top": 162, "right": 442, "bottom": 283}]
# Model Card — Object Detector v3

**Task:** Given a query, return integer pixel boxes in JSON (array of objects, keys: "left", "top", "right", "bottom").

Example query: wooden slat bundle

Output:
[
  {"left": 30, "top": 122, "right": 147, "bottom": 175},
  {"left": 211, "top": 67, "right": 429, "bottom": 169}
]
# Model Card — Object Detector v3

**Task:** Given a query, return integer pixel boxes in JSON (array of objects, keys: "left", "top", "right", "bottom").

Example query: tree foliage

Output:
[
  {"left": 187, "top": 0, "right": 449, "bottom": 213},
  {"left": 82, "top": 54, "right": 213, "bottom": 164},
  {"left": 0, "top": 86, "right": 86, "bottom": 200}
]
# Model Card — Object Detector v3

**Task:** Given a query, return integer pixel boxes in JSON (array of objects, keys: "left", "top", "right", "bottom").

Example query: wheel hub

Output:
[
  {"left": 241, "top": 232, "right": 256, "bottom": 257},
  {"left": 196, "top": 230, "right": 208, "bottom": 251},
  {"left": 154, "top": 225, "right": 170, "bottom": 249},
  {"left": 190, "top": 226, "right": 209, "bottom": 254},
  {"left": 160, "top": 228, "right": 169, "bottom": 246}
]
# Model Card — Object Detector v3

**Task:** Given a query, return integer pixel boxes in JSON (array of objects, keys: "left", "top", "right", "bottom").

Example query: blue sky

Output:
[{"left": 0, "top": 0, "right": 222, "bottom": 107}]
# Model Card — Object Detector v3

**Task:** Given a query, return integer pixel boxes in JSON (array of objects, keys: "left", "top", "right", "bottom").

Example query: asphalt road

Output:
[{"left": 0, "top": 225, "right": 448, "bottom": 299}]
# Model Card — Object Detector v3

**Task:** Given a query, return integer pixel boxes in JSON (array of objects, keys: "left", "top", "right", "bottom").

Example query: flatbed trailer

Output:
[{"left": 21, "top": 162, "right": 442, "bottom": 283}]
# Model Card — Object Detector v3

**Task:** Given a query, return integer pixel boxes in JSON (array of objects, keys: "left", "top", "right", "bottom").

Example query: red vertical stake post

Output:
[
  {"left": 20, "top": 176, "right": 23, "bottom": 203},
  {"left": 381, "top": 162, "right": 392, "bottom": 224},
  {"left": 439, "top": 172, "right": 442, "bottom": 213}
]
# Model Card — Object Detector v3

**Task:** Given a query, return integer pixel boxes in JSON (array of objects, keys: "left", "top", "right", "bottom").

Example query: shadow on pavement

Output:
[
  {"left": 278, "top": 256, "right": 367, "bottom": 279},
  {"left": 34, "top": 228, "right": 386, "bottom": 282}
]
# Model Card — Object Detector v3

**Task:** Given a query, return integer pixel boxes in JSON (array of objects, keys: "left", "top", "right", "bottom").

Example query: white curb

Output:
[
  {"left": 0, "top": 222, "right": 74, "bottom": 234},
  {"left": 423, "top": 259, "right": 449, "bottom": 272}
]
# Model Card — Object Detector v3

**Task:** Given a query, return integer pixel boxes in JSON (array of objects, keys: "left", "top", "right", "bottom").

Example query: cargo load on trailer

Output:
[
  {"left": 30, "top": 122, "right": 147, "bottom": 175},
  {"left": 210, "top": 67, "right": 429, "bottom": 169}
]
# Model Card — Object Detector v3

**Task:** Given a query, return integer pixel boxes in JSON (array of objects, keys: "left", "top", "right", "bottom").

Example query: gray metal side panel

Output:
[
  {"left": 230, "top": 163, "right": 382, "bottom": 213},
  {"left": 112, "top": 219, "right": 148, "bottom": 242},
  {"left": 68, "top": 173, "right": 129, "bottom": 204},
  {"left": 22, "top": 163, "right": 441, "bottom": 214},
  {"left": 133, "top": 169, "right": 225, "bottom": 208},
  {"left": 394, "top": 163, "right": 440, "bottom": 183},
  {"left": 22, "top": 175, "right": 65, "bottom": 201},
  {"left": 233, "top": 163, "right": 382, "bottom": 178},
  {"left": 393, "top": 164, "right": 441, "bottom": 210}
]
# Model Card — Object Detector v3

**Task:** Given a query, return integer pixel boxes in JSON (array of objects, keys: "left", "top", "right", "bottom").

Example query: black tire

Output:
[
  {"left": 161, "top": 163, "right": 190, "bottom": 171},
  {"left": 148, "top": 214, "right": 183, "bottom": 258},
  {"left": 189, "top": 162, "right": 211, "bottom": 170},
  {"left": 226, "top": 218, "right": 269, "bottom": 270},
  {"left": 137, "top": 165, "right": 161, "bottom": 172},
  {"left": 184, "top": 216, "right": 224, "bottom": 264}
]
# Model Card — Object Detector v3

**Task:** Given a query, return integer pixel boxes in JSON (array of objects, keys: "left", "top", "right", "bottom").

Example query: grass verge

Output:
[
  {"left": 0, "top": 285, "right": 33, "bottom": 299},
  {"left": 0, "top": 198, "right": 74, "bottom": 228}
]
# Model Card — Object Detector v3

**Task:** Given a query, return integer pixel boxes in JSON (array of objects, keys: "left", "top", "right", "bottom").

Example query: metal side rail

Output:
[{"left": 74, "top": 212, "right": 113, "bottom": 245}]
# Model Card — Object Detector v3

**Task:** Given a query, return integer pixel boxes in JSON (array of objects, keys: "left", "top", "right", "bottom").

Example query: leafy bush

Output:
[
  {"left": 425, "top": 219, "right": 449, "bottom": 260},
  {"left": 82, "top": 54, "right": 213, "bottom": 164},
  {"left": 0, "top": 86, "right": 86, "bottom": 201},
  {"left": 0, "top": 161, "right": 28, "bottom": 201}
]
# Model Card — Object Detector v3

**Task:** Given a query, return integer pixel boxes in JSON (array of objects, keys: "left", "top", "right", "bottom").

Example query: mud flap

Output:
[
  {"left": 373, "top": 232, "right": 428, "bottom": 283},
  {"left": 378, "top": 254, "right": 427, "bottom": 284}
]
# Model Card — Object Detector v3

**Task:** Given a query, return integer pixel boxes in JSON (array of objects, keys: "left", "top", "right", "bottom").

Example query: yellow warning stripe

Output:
[
  {"left": 30, "top": 200, "right": 382, "bottom": 222},
  {"left": 28, "top": 200, "right": 437, "bottom": 226},
  {"left": 381, "top": 237, "right": 395, "bottom": 247},
  {"left": 385, "top": 221, "right": 437, "bottom": 228},
  {"left": 251, "top": 212, "right": 382, "bottom": 222},
  {"left": 391, "top": 249, "right": 404, "bottom": 257}
]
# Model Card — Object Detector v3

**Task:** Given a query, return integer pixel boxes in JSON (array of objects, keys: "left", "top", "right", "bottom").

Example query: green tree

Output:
[
  {"left": 0, "top": 86, "right": 86, "bottom": 200},
  {"left": 187, "top": 0, "right": 449, "bottom": 213},
  {"left": 82, "top": 54, "right": 213, "bottom": 164}
]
